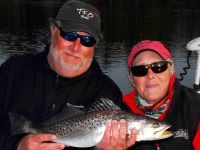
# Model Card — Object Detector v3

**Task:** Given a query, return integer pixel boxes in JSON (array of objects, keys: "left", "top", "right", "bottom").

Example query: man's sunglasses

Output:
[
  {"left": 58, "top": 28, "right": 96, "bottom": 47},
  {"left": 49, "top": 18, "right": 96, "bottom": 47},
  {"left": 130, "top": 61, "right": 171, "bottom": 77}
]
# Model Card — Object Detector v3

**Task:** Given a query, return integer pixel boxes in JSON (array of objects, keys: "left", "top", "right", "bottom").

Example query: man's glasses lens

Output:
[
  {"left": 59, "top": 29, "right": 96, "bottom": 47},
  {"left": 61, "top": 32, "right": 78, "bottom": 41},
  {"left": 130, "top": 61, "right": 170, "bottom": 77}
]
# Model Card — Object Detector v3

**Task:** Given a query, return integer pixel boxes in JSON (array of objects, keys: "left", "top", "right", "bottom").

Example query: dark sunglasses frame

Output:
[
  {"left": 49, "top": 18, "right": 96, "bottom": 47},
  {"left": 130, "top": 61, "right": 172, "bottom": 77},
  {"left": 59, "top": 29, "right": 96, "bottom": 47}
]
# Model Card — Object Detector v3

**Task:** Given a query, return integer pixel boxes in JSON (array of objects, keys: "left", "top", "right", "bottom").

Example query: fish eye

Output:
[{"left": 153, "top": 122, "right": 159, "bottom": 128}]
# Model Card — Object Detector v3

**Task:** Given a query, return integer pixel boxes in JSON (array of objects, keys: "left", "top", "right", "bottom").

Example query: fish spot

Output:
[{"left": 153, "top": 123, "right": 159, "bottom": 128}]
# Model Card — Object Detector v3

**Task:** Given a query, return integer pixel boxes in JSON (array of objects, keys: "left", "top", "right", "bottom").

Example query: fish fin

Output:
[
  {"left": 9, "top": 112, "right": 37, "bottom": 136},
  {"left": 85, "top": 97, "right": 121, "bottom": 112},
  {"left": 42, "top": 106, "right": 85, "bottom": 125},
  {"left": 42, "top": 98, "right": 121, "bottom": 125}
]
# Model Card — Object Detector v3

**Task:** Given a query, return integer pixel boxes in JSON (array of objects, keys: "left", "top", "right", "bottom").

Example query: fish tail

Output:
[{"left": 9, "top": 112, "right": 37, "bottom": 136}]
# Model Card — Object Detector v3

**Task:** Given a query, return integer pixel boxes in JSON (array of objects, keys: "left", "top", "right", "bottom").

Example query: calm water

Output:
[{"left": 1, "top": 0, "right": 200, "bottom": 94}]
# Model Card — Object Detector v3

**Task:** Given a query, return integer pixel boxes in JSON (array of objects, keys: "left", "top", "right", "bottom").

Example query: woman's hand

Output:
[{"left": 95, "top": 119, "right": 137, "bottom": 150}]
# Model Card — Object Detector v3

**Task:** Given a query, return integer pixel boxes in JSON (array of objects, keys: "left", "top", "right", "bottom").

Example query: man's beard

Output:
[{"left": 49, "top": 45, "right": 83, "bottom": 71}]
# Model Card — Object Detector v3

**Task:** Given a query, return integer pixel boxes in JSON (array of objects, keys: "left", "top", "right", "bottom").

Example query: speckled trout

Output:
[{"left": 9, "top": 98, "right": 173, "bottom": 148}]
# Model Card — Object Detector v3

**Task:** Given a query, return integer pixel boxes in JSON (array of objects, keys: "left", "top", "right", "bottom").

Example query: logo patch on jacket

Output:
[
  {"left": 66, "top": 103, "right": 84, "bottom": 109},
  {"left": 174, "top": 129, "right": 189, "bottom": 139}
]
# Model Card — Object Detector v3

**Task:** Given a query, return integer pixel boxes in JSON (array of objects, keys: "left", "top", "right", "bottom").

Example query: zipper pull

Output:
[
  {"left": 155, "top": 142, "right": 160, "bottom": 150},
  {"left": 51, "top": 103, "right": 56, "bottom": 112}
]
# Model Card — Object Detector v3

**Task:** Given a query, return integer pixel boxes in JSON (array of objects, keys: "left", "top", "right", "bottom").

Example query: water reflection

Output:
[{"left": 1, "top": 0, "right": 200, "bottom": 93}]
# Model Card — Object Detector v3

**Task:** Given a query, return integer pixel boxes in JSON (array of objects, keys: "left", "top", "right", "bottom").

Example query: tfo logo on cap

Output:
[{"left": 77, "top": 8, "right": 94, "bottom": 20}]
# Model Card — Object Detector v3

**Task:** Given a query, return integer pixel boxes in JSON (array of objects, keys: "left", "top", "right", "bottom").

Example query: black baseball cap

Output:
[{"left": 55, "top": 0, "right": 101, "bottom": 41}]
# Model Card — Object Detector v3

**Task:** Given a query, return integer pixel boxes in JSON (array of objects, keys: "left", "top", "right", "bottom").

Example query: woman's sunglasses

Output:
[
  {"left": 130, "top": 61, "right": 171, "bottom": 77},
  {"left": 59, "top": 28, "right": 96, "bottom": 47}
]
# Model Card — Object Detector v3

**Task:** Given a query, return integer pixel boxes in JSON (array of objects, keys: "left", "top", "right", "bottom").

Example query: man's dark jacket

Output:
[{"left": 0, "top": 47, "right": 123, "bottom": 150}]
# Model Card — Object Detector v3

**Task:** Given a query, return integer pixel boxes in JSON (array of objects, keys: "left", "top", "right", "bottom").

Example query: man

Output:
[
  {"left": 124, "top": 40, "right": 200, "bottom": 150},
  {"left": 0, "top": 0, "right": 136, "bottom": 150}
]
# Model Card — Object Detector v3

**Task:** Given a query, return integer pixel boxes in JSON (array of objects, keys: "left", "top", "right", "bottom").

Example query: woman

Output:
[{"left": 123, "top": 40, "right": 200, "bottom": 150}]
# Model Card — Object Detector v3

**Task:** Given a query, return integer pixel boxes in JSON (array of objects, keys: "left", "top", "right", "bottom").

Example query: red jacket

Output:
[{"left": 123, "top": 79, "right": 200, "bottom": 150}]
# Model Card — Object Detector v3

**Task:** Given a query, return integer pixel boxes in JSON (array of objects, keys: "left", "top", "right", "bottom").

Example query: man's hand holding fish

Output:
[{"left": 17, "top": 134, "right": 65, "bottom": 150}]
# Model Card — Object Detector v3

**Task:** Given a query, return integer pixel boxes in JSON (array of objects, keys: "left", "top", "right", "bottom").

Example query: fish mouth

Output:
[{"left": 155, "top": 125, "right": 173, "bottom": 139}]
